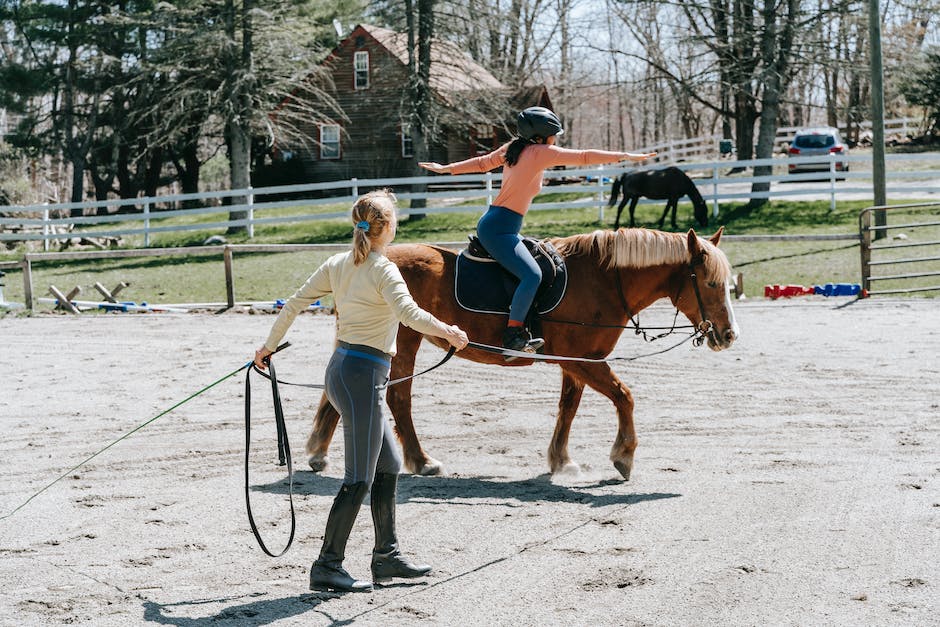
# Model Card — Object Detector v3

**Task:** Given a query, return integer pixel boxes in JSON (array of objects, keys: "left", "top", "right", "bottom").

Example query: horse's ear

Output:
[
  {"left": 710, "top": 226, "right": 724, "bottom": 246},
  {"left": 686, "top": 228, "right": 702, "bottom": 256}
]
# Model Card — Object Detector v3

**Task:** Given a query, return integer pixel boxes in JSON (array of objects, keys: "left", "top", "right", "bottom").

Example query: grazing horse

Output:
[
  {"left": 305, "top": 227, "right": 737, "bottom": 480},
  {"left": 609, "top": 166, "right": 710, "bottom": 230}
]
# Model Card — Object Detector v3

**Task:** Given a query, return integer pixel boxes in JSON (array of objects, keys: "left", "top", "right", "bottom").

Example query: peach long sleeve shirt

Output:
[
  {"left": 448, "top": 144, "right": 628, "bottom": 215},
  {"left": 263, "top": 250, "right": 441, "bottom": 356}
]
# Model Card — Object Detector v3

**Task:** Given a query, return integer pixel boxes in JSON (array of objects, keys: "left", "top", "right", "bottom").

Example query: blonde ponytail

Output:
[{"left": 351, "top": 189, "right": 397, "bottom": 265}]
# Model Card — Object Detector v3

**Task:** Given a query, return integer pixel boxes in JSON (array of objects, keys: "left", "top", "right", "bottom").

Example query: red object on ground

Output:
[{"left": 764, "top": 284, "right": 815, "bottom": 299}]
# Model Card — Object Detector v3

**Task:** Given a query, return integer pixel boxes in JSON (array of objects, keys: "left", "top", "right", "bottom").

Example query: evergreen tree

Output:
[{"left": 899, "top": 46, "right": 940, "bottom": 135}]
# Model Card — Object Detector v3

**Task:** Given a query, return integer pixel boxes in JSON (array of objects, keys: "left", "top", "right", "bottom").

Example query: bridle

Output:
[
  {"left": 545, "top": 256, "right": 718, "bottom": 348},
  {"left": 685, "top": 254, "right": 717, "bottom": 348}
]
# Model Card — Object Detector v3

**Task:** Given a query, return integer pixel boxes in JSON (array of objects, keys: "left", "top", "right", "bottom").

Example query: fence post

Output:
[
  {"left": 223, "top": 245, "right": 235, "bottom": 308},
  {"left": 143, "top": 201, "right": 151, "bottom": 247},
  {"left": 247, "top": 186, "right": 254, "bottom": 239},
  {"left": 42, "top": 207, "right": 49, "bottom": 252},
  {"left": 351, "top": 177, "right": 359, "bottom": 200},
  {"left": 21, "top": 256, "right": 33, "bottom": 310},
  {"left": 485, "top": 172, "right": 493, "bottom": 206},
  {"left": 859, "top": 208, "right": 872, "bottom": 292},
  {"left": 596, "top": 166, "right": 605, "bottom": 222},
  {"left": 829, "top": 153, "right": 837, "bottom": 212},
  {"left": 712, "top": 164, "right": 720, "bottom": 219}
]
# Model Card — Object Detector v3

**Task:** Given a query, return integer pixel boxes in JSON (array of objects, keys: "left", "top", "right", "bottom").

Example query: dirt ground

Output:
[{"left": 0, "top": 298, "right": 938, "bottom": 626}]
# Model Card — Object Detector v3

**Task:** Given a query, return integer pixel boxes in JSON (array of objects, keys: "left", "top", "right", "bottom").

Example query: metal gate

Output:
[{"left": 860, "top": 201, "right": 940, "bottom": 295}]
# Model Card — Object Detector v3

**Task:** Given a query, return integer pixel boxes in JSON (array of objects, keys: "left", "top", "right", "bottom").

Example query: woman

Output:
[
  {"left": 420, "top": 106, "right": 654, "bottom": 354},
  {"left": 254, "top": 190, "right": 468, "bottom": 593}
]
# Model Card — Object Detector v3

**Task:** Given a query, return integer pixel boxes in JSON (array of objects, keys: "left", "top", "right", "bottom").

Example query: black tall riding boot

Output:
[
  {"left": 309, "top": 482, "right": 372, "bottom": 592},
  {"left": 370, "top": 472, "right": 432, "bottom": 584}
]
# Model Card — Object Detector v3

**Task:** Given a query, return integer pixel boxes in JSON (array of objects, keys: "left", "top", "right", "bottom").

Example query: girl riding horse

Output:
[{"left": 420, "top": 107, "right": 655, "bottom": 356}]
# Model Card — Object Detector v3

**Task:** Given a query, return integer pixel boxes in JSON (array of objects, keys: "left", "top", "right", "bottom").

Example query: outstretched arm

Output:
[
  {"left": 419, "top": 146, "right": 507, "bottom": 175},
  {"left": 418, "top": 162, "right": 452, "bottom": 174},
  {"left": 620, "top": 152, "right": 657, "bottom": 162},
  {"left": 543, "top": 147, "right": 657, "bottom": 168}
]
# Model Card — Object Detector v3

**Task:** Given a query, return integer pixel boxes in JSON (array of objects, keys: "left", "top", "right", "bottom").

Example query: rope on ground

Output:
[
  {"left": 0, "top": 362, "right": 252, "bottom": 522},
  {"left": 0, "top": 342, "right": 292, "bottom": 522}
]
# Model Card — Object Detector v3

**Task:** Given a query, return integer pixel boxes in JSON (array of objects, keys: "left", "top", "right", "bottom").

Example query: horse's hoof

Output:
[
  {"left": 417, "top": 458, "right": 443, "bottom": 476},
  {"left": 557, "top": 461, "right": 581, "bottom": 475},
  {"left": 613, "top": 459, "right": 633, "bottom": 481},
  {"left": 308, "top": 454, "right": 328, "bottom": 473}
]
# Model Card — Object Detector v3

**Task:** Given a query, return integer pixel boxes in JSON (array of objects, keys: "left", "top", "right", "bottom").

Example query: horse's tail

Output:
[{"left": 608, "top": 174, "right": 623, "bottom": 206}]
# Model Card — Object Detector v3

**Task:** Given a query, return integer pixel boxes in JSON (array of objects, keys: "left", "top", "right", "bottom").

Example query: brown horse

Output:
[{"left": 305, "top": 227, "right": 738, "bottom": 480}]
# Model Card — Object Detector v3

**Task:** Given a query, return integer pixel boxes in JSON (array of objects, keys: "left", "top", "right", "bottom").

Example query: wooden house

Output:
[{"left": 264, "top": 24, "right": 552, "bottom": 186}]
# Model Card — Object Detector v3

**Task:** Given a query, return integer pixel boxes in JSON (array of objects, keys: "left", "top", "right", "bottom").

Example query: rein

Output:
[
  {"left": 244, "top": 343, "right": 296, "bottom": 557},
  {"left": 468, "top": 332, "right": 704, "bottom": 363},
  {"left": 542, "top": 258, "right": 715, "bottom": 347}
]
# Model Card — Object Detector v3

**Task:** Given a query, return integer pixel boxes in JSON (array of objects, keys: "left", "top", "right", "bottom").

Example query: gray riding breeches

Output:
[{"left": 324, "top": 342, "right": 402, "bottom": 485}]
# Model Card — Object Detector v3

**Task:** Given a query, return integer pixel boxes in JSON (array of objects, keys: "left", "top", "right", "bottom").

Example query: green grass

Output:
[{"left": 2, "top": 196, "right": 937, "bottom": 312}]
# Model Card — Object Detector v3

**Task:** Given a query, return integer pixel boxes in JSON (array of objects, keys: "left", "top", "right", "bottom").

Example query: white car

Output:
[{"left": 787, "top": 127, "right": 849, "bottom": 173}]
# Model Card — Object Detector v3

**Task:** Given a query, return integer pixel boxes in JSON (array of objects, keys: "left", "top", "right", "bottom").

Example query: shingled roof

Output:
[{"left": 361, "top": 24, "right": 505, "bottom": 93}]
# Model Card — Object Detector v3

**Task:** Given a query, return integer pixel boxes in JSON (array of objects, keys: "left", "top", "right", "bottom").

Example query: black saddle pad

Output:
[{"left": 454, "top": 237, "right": 567, "bottom": 316}]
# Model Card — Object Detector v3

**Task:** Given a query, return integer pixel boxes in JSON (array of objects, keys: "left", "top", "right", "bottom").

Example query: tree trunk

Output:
[
  {"left": 226, "top": 0, "right": 252, "bottom": 234},
  {"left": 144, "top": 147, "right": 164, "bottom": 199},
  {"left": 407, "top": 0, "right": 435, "bottom": 218},
  {"left": 64, "top": 0, "right": 94, "bottom": 214},
  {"left": 227, "top": 120, "right": 251, "bottom": 232},
  {"left": 749, "top": 0, "right": 796, "bottom": 210}
]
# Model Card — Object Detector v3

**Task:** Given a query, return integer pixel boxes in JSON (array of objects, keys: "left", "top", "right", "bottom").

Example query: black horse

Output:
[{"left": 608, "top": 166, "right": 709, "bottom": 230}]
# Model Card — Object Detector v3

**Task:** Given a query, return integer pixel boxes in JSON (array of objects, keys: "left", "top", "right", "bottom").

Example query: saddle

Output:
[{"left": 454, "top": 234, "right": 568, "bottom": 318}]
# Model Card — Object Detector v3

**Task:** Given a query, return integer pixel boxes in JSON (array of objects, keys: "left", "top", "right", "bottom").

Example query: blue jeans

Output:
[{"left": 476, "top": 205, "right": 541, "bottom": 324}]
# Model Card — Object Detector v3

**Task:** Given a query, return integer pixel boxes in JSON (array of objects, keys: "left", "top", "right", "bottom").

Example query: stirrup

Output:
[
  {"left": 504, "top": 338, "right": 544, "bottom": 361},
  {"left": 502, "top": 327, "right": 544, "bottom": 361}
]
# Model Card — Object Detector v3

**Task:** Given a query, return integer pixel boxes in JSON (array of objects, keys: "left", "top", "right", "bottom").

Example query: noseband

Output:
[{"left": 687, "top": 255, "right": 716, "bottom": 347}]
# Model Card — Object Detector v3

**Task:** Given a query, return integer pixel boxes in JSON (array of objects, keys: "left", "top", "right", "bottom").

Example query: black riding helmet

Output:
[{"left": 516, "top": 107, "right": 564, "bottom": 141}]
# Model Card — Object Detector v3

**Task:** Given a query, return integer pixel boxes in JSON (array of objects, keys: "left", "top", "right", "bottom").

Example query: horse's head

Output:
[
  {"left": 693, "top": 199, "right": 709, "bottom": 228},
  {"left": 670, "top": 227, "right": 739, "bottom": 351}
]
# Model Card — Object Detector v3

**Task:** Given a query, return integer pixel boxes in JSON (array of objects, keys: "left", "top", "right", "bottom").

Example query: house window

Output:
[
  {"left": 320, "top": 124, "right": 340, "bottom": 159},
  {"left": 401, "top": 123, "right": 414, "bottom": 158},
  {"left": 472, "top": 124, "right": 495, "bottom": 155},
  {"left": 354, "top": 51, "right": 369, "bottom": 90}
]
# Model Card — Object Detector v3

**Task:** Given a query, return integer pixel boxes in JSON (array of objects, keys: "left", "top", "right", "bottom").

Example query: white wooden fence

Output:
[
  {"left": 635, "top": 117, "right": 921, "bottom": 163},
  {"left": 2, "top": 151, "right": 940, "bottom": 247}
]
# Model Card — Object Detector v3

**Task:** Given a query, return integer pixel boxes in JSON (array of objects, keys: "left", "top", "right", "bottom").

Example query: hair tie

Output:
[{"left": 356, "top": 220, "right": 370, "bottom": 232}]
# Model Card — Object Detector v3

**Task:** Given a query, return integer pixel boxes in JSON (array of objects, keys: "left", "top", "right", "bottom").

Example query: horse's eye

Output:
[{"left": 707, "top": 281, "right": 720, "bottom": 289}]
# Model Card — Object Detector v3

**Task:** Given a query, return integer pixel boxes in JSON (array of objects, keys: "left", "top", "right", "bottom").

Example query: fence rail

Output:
[
  {"left": 3, "top": 151, "right": 940, "bottom": 247},
  {"left": 633, "top": 117, "right": 921, "bottom": 162},
  {"left": 859, "top": 202, "right": 940, "bottom": 295}
]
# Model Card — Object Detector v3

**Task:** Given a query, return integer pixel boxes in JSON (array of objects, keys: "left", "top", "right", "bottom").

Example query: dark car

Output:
[{"left": 787, "top": 127, "right": 849, "bottom": 173}]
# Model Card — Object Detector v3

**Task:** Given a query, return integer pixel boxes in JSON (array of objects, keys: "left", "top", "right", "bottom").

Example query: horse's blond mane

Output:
[{"left": 551, "top": 229, "right": 731, "bottom": 280}]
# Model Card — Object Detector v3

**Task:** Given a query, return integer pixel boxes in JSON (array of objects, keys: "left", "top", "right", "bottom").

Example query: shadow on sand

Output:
[
  {"left": 145, "top": 474, "right": 679, "bottom": 624},
  {"left": 142, "top": 594, "right": 352, "bottom": 627},
  {"left": 250, "top": 470, "right": 681, "bottom": 509}
]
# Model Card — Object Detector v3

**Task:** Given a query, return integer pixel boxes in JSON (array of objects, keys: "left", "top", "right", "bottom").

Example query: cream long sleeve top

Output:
[{"left": 263, "top": 250, "right": 441, "bottom": 356}]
